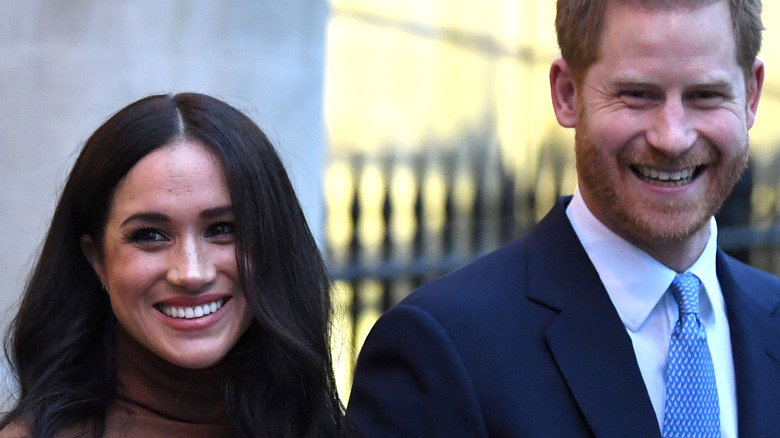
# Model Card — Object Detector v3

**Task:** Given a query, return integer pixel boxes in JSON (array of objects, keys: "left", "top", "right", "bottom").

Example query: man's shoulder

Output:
[
  {"left": 398, "top": 237, "right": 532, "bottom": 316},
  {"left": 718, "top": 250, "right": 780, "bottom": 306},
  {"left": 396, "top": 199, "right": 580, "bottom": 319},
  {"left": 719, "top": 250, "right": 780, "bottom": 285}
]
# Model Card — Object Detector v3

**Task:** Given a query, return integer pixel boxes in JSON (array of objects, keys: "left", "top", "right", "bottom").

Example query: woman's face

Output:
[{"left": 82, "top": 140, "right": 254, "bottom": 369}]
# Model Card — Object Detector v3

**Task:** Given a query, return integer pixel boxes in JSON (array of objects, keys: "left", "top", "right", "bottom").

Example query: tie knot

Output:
[{"left": 670, "top": 272, "right": 701, "bottom": 315}]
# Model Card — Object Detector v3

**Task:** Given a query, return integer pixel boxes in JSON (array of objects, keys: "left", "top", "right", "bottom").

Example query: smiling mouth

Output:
[
  {"left": 632, "top": 164, "right": 703, "bottom": 187},
  {"left": 156, "top": 298, "right": 226, "bottom": 319}
]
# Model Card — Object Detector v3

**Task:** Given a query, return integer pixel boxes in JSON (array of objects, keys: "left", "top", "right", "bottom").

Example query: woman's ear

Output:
[
  {"left": 550, "top": 58, "right": 579, "bottom": 128},
  {"left": 80, "top": 235, "right": 106, "bottom": 284}
]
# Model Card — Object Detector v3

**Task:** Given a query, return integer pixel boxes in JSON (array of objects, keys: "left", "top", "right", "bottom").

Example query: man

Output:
[{"left": 347, "top": 0, "right": 780, "bottom": 437}]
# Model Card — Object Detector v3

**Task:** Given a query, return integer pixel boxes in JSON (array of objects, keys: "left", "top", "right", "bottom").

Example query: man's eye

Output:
[
  {"left": 624, "top": 90, "right": 649, "bottom": 99},
  {"left": 688, "top": 90, "right": 725, "bottom": 108},
  {"left": 619, "top": 90, "right": 657, "bottom": 108}
]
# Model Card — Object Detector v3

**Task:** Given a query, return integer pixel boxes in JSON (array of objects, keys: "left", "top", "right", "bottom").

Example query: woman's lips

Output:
[{"left": 156, "top": 298, "right": 226, "bottom": 319}]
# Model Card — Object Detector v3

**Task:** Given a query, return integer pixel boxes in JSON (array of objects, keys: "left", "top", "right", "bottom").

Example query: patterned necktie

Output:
[{"left": 662, "top": 272, "right": 720, "bottom": 438}]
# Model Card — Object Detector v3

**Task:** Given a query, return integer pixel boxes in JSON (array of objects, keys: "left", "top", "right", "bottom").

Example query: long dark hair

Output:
[{"left": 1, "top": 93, "right": 346, "bottom": 437}]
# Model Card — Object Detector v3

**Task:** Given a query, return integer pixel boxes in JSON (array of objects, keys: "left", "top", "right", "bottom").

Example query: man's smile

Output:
[{"left": 631, "top": 164, "right": 703, "bottom": 187}]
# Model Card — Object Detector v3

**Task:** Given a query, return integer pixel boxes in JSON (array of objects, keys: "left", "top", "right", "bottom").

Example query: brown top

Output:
[
  {"left": 0, "top": 326, "right": 234, "bottom": 438},
  {"left": 104, "top": 325, "right": 233, "bottom": 437}
]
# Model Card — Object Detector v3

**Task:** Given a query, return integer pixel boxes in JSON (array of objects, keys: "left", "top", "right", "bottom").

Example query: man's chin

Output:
[{"left": 621, "top": 211, "right": 711, "bottom": 246}]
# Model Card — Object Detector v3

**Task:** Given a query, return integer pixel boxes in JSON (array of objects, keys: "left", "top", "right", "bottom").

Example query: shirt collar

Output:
[{"left": 565, "top": 189, "right": 720, "bottom": 331}]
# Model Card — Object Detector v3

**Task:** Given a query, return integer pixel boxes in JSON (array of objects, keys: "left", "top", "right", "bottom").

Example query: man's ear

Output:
[
  {"left": 746, "top": 58, "right": 764, "bottom": 129},
  {"left": 80, "top": 234, "right": 106, "bottom": 284},
  {"left": 550, "top": 58, "right": 579, "bottom": 128}
]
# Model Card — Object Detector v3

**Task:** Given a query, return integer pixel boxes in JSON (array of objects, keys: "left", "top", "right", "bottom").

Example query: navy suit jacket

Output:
[{"left": 347, "top": 197, "right": 780, "bottom": 437}]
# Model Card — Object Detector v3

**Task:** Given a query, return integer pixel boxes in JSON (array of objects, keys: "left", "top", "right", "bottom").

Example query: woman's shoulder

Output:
[
  {"left": 0, "top": 420, "right": 94, "bottom": 438},
  {"left": 0, "top": 421, "right": 30, "bottom": 438}
]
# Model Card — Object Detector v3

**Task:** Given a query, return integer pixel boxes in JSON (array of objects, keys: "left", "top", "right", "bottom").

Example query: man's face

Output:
[{"left": 573, "top": 1, "right": 761, "bottom": 252}]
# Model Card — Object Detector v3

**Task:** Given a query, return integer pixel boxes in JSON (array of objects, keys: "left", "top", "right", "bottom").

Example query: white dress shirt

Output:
[{"left": 565, "top": 188, "right": 737, "bottom": 437}]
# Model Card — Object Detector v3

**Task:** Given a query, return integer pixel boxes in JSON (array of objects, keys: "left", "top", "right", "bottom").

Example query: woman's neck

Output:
[{"left": 113, "top": 324, "right": 232, "bottom": 424}]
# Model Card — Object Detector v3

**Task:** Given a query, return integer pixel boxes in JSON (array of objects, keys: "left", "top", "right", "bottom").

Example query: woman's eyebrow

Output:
[
  {"left": 201, "top": 205, "right": 233, "bottom": 219},
  {"left": 119, "top": 205, "right": 233, "bottom": 227},
  {"left": 120, "top": 212, "right": 169, "bottom": 227}
]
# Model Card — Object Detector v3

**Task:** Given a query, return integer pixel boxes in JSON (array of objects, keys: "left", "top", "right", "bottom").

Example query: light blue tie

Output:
[{"left": 662, "top": 272, "right": 720, "bottom": 438}]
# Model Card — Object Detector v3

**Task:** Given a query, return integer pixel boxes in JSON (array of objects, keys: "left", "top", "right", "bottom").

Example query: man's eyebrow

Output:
[
  {"left": 608, "top": 74, "right": 737, "bottom": 90},
  {"left": 606, "top": 73, "right": 653, "bottom": 86},
  {"left": 688, "top": 79, "right": 737, "bottom": 92}
]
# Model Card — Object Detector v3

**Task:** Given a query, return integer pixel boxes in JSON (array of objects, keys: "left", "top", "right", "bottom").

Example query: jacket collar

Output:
[
  {"left": 525, "top": 197, "right": 780, "bottom": 437},
  {"left": 526, "top": 197, "right": 662, "bottom": 438}
]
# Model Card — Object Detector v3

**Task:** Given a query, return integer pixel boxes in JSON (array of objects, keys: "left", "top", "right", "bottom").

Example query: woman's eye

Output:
[
  {"left": 206, "top": 222, "right": 235, "bottom": 240},
  {"left": 127, "top": 228, "right": 168, "bottom": 244}
]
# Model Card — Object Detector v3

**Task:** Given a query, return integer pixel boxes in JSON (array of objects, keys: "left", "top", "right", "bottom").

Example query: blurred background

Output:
[{"left": 2, "top": 0, "right": 780, "bottom": 405}]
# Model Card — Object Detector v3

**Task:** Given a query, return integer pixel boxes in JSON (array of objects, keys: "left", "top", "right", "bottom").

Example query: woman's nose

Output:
[{"left": 166, "top": 237, "right": 216, "bottom": 290}]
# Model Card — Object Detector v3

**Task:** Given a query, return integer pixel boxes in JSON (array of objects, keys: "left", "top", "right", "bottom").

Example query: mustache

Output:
[{"left": 616, "top": 143, "right": 719, "bottom": 169}]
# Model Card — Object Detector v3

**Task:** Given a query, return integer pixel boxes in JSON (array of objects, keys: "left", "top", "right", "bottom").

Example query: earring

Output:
[{"left": 102, "top": 283, "right": 109, "bottom": 294}]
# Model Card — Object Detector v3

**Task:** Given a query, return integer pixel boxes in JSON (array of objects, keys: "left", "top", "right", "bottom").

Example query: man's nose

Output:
[
  {"left": 167, "top": 237, "right": 216, "bottom": 290},
  {"left": 646, "top": 99, "right": 696, "bottom": 157}
]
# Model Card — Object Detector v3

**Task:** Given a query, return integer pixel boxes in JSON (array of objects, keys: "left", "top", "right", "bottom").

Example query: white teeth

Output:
[
  {"left": 158, "top": 299, "right": 225, "bottom": 319},
  {"left": 636, "top": 165, "right": 696, "bottom": 186}
]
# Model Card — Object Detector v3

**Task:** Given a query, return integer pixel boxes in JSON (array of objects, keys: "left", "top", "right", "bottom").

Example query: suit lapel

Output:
[
  {"left": 526, "top": 199, "right": 661, "bottom": 438},
  {"left": 717, "top": 252, "right": 780, "bottom": 437}
]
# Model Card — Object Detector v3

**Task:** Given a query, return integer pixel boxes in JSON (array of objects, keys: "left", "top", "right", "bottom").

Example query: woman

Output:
[{"left": 0, "top": 93, "right": 348, "bottom": 437}]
